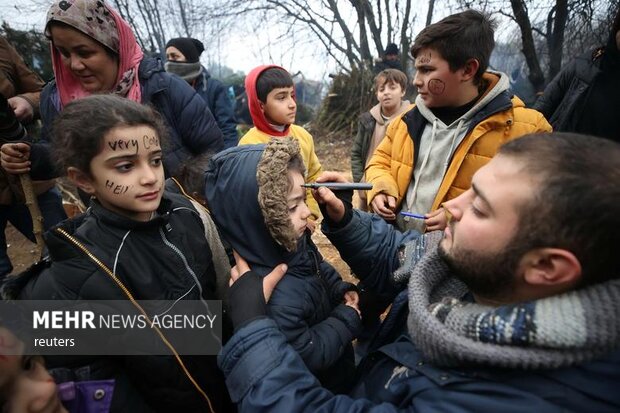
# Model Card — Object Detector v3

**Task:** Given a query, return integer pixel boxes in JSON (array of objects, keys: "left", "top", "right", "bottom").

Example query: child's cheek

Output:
[{"left": 104, "top": 179, "right": 133, "bottom": 196}]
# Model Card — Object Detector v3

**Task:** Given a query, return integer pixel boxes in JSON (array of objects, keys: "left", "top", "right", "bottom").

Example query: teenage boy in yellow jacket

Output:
[{"left": 365, "top": 10, "right": 551, "bottom": 233}]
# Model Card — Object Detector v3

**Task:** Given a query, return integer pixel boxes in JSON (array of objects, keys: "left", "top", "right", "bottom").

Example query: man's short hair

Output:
[
  {"left": 500, "top": 133, "right": 620, "bottom": 287},
  {"left": 411, "top": 10, "right": 495, "bottom": 85},
  {"left": 256, "top": 68, "right": 294, "bottom": 103},
  {"left": 374, "top": 69, "right": 408, "bottom": 92}
]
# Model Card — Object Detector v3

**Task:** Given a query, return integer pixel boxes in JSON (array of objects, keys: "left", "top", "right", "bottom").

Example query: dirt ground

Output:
[{"left": 5, "top": 135, "right": 357, "bottom": 282}]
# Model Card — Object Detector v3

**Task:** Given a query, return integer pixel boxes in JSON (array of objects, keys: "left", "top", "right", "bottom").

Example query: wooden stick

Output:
[{"left": 19, "top": 174, "right": 45, "bottom": 255}]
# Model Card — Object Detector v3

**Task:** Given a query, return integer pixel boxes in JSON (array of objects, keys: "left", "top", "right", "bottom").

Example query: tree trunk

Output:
[
  {"left": 510, "top": 0, "right": 546, "bottom": 92},
  {"left": 425, "top": 0, "right": 435, "bottom": 26},
  {"left": 547, "top": 0, "right": 568, "bottom": 81}
]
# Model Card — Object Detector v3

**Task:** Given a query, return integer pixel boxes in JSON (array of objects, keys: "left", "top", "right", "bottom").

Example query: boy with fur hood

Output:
[
  {"left": 204, "top": 138, "right": 361, "bottom": 394},
  {"left": 238, "top": 65, "right": 323, "bottom": 229}
]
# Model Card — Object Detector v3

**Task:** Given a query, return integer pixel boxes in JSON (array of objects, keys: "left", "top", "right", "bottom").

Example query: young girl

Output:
[
  {"left": 2, "top": 94, "right": 231, "bottom": 413},
  {"left": 205, "top": 138, "right": 362, "bottom": 394}
]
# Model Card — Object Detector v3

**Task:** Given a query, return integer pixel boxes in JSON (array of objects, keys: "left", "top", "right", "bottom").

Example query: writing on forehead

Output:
[
  {"left": 108, "top": 139, "right": 139, "bottom": 152},
  {"left": 416, "top": 51, "right": 431, "bottom": 65},
  {"left": 143, "top": 134, "right": 160, "bottom": 149},
  {"left": 106, "top": 180, "right": 131, "bottom": 195}
]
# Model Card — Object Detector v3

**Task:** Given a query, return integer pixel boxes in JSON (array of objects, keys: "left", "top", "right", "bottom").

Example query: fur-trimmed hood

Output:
[{"left": 204, "top": 139, "right": 306, "bottom": 275}]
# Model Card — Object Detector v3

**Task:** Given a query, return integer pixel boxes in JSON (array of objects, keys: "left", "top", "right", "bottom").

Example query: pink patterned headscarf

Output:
[{"left": 45, "top": 0, "right": 143, "bottom": 107}]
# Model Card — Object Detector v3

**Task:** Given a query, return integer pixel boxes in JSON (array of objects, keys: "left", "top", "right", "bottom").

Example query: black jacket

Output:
[
  {"left": 8, "top": 192, "right": 232, "bottom": 412},
  {"left": 534, "top": 40, "right": 620, "bottom": 141},
  {"left": 194, "top": 67, "right": 239, "bottom": 149}
]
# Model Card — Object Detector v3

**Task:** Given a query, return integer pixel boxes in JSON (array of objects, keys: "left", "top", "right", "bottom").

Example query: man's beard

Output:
[{"left": 438, "top": 234, "right": 528, "bottom": 300}]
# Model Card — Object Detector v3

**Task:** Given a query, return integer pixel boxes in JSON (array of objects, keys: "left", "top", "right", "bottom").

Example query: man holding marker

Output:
[
  {"left": 364, "top": 11, "right": 550, "bottom": 232},
  {"left": 218, "top": 132, "right": 620, "bottom": 412}
]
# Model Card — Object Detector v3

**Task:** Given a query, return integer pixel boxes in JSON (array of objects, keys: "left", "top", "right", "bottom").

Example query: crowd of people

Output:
[{"left": 0, "top": 1, "right": 618, "bottom": 412}]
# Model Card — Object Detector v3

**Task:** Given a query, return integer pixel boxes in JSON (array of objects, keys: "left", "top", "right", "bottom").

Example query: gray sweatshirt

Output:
[{"left": 397, "top": 71, "right": 510, "bottom": 232}]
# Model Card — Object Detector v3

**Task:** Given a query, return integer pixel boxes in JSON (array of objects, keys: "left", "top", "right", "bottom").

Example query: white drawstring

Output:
[{"left": 445, "top": 118, "right": 465, "bottom": 170}]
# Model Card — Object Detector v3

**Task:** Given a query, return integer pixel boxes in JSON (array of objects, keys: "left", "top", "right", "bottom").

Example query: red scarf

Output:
[{"left": 48, "top": 0, "right": 143, "bottom": 107}]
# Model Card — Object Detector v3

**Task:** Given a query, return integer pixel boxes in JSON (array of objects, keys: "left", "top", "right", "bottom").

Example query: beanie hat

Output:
[
  {"left": 385, "top": 43, "right": 399, "bottom": 56},
  {"left": 165, "top": 37, "right": 204, "bottom": 63}
]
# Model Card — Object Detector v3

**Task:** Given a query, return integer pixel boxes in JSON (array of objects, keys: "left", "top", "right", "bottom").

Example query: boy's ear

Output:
[
  {"left": 67, "top": 166, "right": 96, "bottom": 195},
  {"left": 461, "top": 58, "right": 480, "bottom": 82}
]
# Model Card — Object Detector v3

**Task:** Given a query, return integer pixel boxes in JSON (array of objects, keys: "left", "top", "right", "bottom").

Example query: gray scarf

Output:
[
  {"left": 395, "top": 232, "right": 620, "bottom": 369},
  {"left": 164, "top": 61, "right": 202, "bottom": 83}
]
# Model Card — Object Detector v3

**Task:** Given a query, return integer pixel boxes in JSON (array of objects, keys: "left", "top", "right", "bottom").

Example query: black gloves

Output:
[{"left": 227, "top": 271, "right": 268, "bottom": 331}]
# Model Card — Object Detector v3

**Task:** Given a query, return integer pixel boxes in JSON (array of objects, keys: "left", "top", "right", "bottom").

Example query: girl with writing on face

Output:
[{"left": 2, "top": 95, "right": 232, "bottom": 412}]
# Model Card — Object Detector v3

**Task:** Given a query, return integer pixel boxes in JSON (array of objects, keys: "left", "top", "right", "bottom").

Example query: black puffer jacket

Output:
[
  {"left": 204, "top": 144, "right": 362, "bottom": 393},
  {"left": 6, "top": 192, "right": 232, "bottom": 412}
]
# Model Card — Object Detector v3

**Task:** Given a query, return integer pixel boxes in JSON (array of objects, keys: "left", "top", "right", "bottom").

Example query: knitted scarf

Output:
[
  {"left": 164, "top": 61, "right": 203, "bottom": 83},
  {"left": 395, "top": 232, "right": 620, "bottom": 369}
]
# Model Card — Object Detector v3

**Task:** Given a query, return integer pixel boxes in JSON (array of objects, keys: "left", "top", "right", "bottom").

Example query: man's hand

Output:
[
  {"left": 8, "top": 96, "right": 34, "bottom": 123},
  {"left": 425, "top": 207, "right": 448, "bottom": 231},
  {"left": 228, "top": 251, "right": 287, "bottom": 330},
  {"left": 1, "top": 143, "right": 31, "bottom": 174},
  {"left": 371, "top": 193, "right": 396, "bottom": 220},
  {"left": 230, "top": 251, "right": 286, "bottom": 302},
  {"left": 311, "top": 171, "right": 348, "bottom": 224}
]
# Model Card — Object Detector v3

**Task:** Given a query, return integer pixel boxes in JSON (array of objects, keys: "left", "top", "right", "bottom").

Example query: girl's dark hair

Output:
[
  {"left": 52, "top": 95, "right": 168, "bottom": 177},
  {"left": 176, "top": 151, "right": 215, "bottom": 196},
  {"left": 256, "top": 67, "right": 293, "bottom": 103}
]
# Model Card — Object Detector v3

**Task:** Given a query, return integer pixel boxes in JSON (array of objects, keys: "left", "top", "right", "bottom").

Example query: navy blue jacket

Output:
[
  {"left": 218, "top": 210, "right": 620, "bottom": 412},
  {"left": 193, "top": 67, "right": 238, "bottom": 148},
  {"left": 39, "top": 57, "right": 224, "bottom": 177},
  {"left": 204, "top": 145, "right": 361, "bottom": 392}
]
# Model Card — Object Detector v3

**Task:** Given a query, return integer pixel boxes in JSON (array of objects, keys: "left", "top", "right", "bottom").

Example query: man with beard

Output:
[{"left": 218, "top": 132, "right": 620, "bottom": 412}]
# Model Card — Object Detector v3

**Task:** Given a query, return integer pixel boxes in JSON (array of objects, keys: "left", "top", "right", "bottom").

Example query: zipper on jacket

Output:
[
  {"left": 54, "top": 227, "right": 216, "bottom": 413},
  {"left": 158, "top": 227, "right": 214, "bottom": 318}
]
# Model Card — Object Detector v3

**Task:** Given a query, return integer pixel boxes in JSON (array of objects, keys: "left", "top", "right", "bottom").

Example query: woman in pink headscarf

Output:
[{"left": 39, "top": 0, "right": 223, "bottom": 177}]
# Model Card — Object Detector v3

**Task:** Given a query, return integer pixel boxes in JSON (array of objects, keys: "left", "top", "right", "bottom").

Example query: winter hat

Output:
[
  {"left": 385, "top": 43, "right": 399, "bottom": 56},
  {"left": 165, "top": 37, "right": 204, "bottom": 63}
]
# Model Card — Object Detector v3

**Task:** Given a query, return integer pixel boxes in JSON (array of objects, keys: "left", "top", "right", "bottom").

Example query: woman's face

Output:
[{"left": 50, "top": 24, "right": 119, "bottom": 93}]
